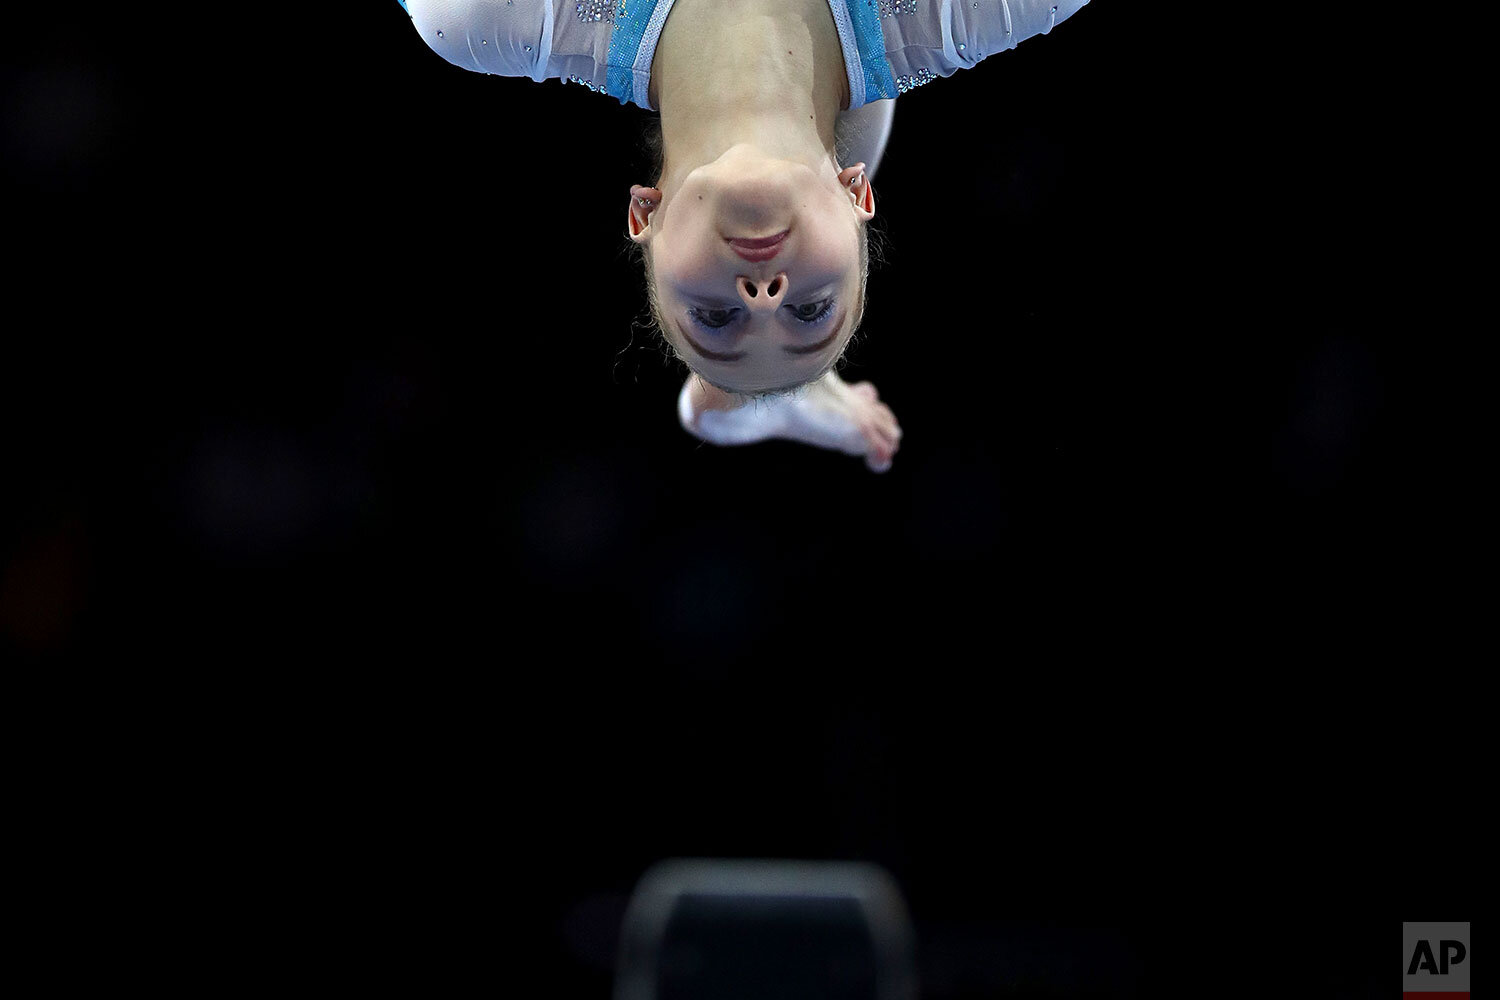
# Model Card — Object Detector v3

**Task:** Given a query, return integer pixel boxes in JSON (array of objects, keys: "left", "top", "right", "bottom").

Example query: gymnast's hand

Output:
[{"left": 681, "top": 370, "right": 903, "bottom": 473}]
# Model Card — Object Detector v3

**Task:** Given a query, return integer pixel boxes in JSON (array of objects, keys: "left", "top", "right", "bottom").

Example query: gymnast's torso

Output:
[{"left": 399, "top": 0, "right": 1088, "bottom": 110}]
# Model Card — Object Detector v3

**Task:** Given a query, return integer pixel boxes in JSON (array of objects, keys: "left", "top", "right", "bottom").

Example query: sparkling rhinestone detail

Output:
[
  {"left": 895, "top": 67, "right": 937, "bottom": 92},
  {"left": 566, "top": 74, "right": 604, "bottom": 93},
  {"left": 872, "top": 0, "right": 918, "bottom": 15},
  {"left": 575, "top": 0, "right": 621, "bottom": 23}
]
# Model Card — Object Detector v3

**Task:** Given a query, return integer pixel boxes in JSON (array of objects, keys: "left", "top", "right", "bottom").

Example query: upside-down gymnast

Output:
[{"left": 400, "top": 0, "right": 1088, "bottom": 473}]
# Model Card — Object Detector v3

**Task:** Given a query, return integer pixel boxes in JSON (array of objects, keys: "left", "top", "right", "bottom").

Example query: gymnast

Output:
[{"left": 399, "top": 0, "right": 1088, "bottom": 473}]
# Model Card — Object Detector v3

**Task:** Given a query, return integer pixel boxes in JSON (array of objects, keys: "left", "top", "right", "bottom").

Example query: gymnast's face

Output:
[{"left": 629, "top": 145, "right": 875, "bottom": 394}]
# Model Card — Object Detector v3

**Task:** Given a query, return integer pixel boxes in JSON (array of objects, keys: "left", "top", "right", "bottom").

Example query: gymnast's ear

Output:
[
  {"left": 628, "top": 185, "right": 661, "bottom": 243},
  {"left": 838, "top": 164, "right": 875, "bottom": 222}
]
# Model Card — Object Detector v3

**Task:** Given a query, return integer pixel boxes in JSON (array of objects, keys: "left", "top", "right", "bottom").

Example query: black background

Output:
[{"left": 1, "top": 2, "right": 1466, "bottom": 996}]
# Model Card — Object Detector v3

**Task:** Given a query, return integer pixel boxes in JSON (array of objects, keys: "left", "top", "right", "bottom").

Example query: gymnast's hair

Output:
[{"left": 624, "top": 113, "right": 887, "bottom": 402}]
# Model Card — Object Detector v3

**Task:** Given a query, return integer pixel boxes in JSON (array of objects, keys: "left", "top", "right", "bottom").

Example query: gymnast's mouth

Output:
[{"left": 727, "top": 230, "right": 788, "bottom": 262}]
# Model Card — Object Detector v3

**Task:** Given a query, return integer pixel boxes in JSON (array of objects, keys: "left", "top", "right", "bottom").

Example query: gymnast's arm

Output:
[
  {"left": 956, "top": 0, "right": 1090, "bottom": 63},
  {"left": 680, "top": 371, "right": 902, "bottom": 474},
  {"left": 402, "top": 0, "right": 550, "bottom": 80}
]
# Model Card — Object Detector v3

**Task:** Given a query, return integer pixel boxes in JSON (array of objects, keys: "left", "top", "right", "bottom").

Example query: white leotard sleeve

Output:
[
  {"left": 404, "top": 0, "right": 555, "bottom": 82},
  {"left": 678, "top": 381, "right": 869, "bottom": 456},
  {"left": 958, "top": 0, "right": 1090, "bottom": 62}
]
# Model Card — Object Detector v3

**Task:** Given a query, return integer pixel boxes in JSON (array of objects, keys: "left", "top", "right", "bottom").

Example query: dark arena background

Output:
[{"left": 2, "top": 3, "right": 1468, "bottom": 997}]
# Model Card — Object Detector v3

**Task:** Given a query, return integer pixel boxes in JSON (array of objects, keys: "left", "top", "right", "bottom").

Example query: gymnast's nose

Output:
[{"left": 737, "top": 272, "right": 787, "bottom": 312}]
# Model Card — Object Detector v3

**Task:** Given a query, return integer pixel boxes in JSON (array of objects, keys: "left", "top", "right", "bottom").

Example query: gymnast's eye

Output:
[
  {"left": 790, "top": 299, "right": 836, "bottom": 324},
  {"left": 689, "top": 307, "right": 738, "bottom": 330}
]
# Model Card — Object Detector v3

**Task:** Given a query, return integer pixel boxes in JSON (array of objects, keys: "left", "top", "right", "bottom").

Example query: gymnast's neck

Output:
[{"left": 649, "top": 0, "right": 851, "bottom": 185}]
